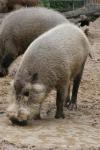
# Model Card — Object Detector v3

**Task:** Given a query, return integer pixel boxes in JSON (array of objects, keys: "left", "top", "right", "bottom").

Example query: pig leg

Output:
[
  {"left": 64, "top": 82, "right": 71, "bottom": 107},
  {"left": 55, "top": 85, "right": 68, "bottom": 119},
  {"left": 0, "top": 40, "right": 18, "bottom": 77},
  {"left": 67, "top": 64, "right": 85, "bottom": 110}
]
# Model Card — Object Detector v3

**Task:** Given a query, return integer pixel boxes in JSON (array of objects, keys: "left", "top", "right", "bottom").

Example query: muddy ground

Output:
[{"left": 0, "top": 18, "right": 100, "bottom": 150}]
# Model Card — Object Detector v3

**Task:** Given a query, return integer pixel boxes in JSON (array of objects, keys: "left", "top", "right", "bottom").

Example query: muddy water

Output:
[{"left": 0, "top": 113, "right": 100, "bottom": 150}]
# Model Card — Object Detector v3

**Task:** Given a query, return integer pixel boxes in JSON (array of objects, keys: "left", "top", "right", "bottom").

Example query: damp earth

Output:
[{"left": 0, "top": 18, "right": 100, "bottom": 150}]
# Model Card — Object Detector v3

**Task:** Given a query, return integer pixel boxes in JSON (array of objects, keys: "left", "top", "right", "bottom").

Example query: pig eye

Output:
[{"left": 23, "top": 91, "right": 29, "bottom": 97}]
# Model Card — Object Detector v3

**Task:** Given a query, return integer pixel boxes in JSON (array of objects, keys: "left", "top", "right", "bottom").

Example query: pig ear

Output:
[{"left": 31, "top": 73, "right": 38, "bottom": 83}]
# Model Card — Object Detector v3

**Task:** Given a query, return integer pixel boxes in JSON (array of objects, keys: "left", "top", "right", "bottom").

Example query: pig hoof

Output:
[
  {"left": 67, "top": 101, "right": 77, "bottom": 110},
  {"left": 10, "top": 118, "right": 27, "bottom": 126},
  {"left": 55, "top": 113, "right": 65, "bottom": 119}
]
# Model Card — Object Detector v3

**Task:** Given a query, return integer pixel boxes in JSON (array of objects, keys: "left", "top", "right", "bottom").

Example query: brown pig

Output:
[{"left": 0, "top": 0, "right": 39, "bottom": 12}]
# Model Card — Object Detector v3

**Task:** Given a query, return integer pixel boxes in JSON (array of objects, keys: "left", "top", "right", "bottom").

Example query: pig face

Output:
[{"left": 7, "top": 80, "right": 46, "bottom": 125}]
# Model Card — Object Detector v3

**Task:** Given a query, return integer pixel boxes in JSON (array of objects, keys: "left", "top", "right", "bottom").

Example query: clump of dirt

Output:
[{"left": 0, "top": 18, "right": 100, "bottom": 150}]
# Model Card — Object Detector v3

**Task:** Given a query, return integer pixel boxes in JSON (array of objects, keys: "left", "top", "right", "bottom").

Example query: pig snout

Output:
[{"left": 7, "top": 106, "right": 30, "bottom": 126}]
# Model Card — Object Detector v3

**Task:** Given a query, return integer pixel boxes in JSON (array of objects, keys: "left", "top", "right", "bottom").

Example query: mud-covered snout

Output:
[
  {"left": 6, "top": 104, "right": 31, "bottom": 126},
  {"left": 7, "top": 102, "right": 40, "bottom": 126}
]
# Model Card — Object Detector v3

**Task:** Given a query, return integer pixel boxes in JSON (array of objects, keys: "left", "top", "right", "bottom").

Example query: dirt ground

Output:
[{"left": 0, "top": 18, "right": 100, "bottom": 150}]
